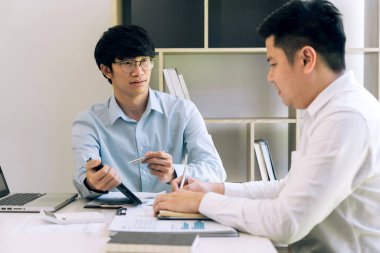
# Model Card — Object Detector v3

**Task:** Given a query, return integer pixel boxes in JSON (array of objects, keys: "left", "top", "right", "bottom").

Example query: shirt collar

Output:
[
  {"left": 109, "top": 88, "right": 163, "bottom": 125},
  {"left": 305, "top": 70, "right": 357, "bottom": 117}
]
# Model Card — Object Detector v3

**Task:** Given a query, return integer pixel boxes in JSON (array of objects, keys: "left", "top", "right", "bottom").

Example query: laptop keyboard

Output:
[{"left": 0, "top": 193, "right": 45, "bottom": 206}]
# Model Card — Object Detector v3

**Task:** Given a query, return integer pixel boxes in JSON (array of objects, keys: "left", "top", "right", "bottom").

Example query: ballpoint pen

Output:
[
  {"left": 128, "top": 156, "right": 147, "bottom": 164},
  {"left": 128, "top": 150, "right": 169, "bottom": 164},
  {"left": 179, "top": 165, "right": 189, "bottom": 189}
]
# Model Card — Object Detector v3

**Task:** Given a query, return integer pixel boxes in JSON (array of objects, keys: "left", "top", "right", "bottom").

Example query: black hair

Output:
[
  {"left": 258, "top": 0, "right": 346, "bottom": 72},
  {"left": 94, "top": 25, "right": 155, "bottom": 83}
]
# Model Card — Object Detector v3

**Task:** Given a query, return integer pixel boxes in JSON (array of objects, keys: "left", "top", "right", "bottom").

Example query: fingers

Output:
[
  {"left": 153, "top": 191, "right": 205, "bottom": 214},
  {"left": 86, "top": 159, "right": 120, "bottom": 191},
  {"left": 99, "top": 167, "right": 121, "bottom": 190},
  {"left": 171, "top": 177, "right": 181, "bottom": 191},
  {"left": 153, "top": 193, "right": 178, "bottom": 214},
  {"left": 86, "top": 159, "right": 102, "bottom": 172},
  {"left": 144, "top": 151, "right": 172, "bottom": 167},
  {"left": 144, "top": 151, "right": 174, "bottom": 182}
]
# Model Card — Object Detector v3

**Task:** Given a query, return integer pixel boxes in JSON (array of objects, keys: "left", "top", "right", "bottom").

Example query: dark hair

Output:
[
  {"left": 258, "top": 0, "right": 346, "bottom": 72},
  {"left": 94, "top": 25, "right": 155, "bottom": 83}
]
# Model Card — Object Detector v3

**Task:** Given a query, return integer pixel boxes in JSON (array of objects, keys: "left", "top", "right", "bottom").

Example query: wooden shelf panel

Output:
[
  {"left": 204, "top": 118, "right": 297, "bottom": 124},
  {"left": 156, "top": 48, "right": 267, "bottom": 54},
  {"left": 156, "top": 47, "right": 379, "bottom": 54}
]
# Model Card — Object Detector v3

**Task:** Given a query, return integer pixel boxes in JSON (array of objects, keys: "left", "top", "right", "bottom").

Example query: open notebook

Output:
[{"left": 157, "top": 210, "right": 210, "bottom": 220}]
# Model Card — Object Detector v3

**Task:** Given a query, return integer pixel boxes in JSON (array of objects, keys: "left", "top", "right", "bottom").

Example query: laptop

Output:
[{"left": 0, "top": 166, "right": 78, "bottom": 213}]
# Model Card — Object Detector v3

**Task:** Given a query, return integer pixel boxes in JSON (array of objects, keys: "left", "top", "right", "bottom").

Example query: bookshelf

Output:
[{"left": 113, "top": 0, "right": 379, "bottom": 182}]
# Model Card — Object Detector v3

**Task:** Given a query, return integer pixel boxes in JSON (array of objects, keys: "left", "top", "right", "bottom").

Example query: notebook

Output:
[
  {"left": 157, "top": 210, "right": 211, "bottom": 220},
  {"left": 0, "top": 166, "right": 78, "bottom": 213},
  {"left": 106, "top": 232, "right": 199, "bottom": 253}
]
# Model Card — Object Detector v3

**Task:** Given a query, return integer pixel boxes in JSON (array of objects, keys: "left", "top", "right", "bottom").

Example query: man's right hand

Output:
[
  {"left": 171, "top": 176, "right": 225, "bottom": 195},
  {"left": 85, "top": 159, "right": 121, "bottom": 192}
]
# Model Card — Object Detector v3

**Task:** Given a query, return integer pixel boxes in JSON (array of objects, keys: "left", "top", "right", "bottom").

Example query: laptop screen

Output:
[{"left": 0, "top": 166, "right": 11, "bottom": 197}]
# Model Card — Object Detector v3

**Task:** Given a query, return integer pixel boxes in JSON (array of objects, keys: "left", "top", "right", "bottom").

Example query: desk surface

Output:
[{"left": 0, "top": 198, "right": 278, "bottom": 253}]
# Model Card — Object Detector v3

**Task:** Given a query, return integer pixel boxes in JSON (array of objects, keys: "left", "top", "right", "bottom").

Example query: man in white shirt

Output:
[{"left": 154, "top": 0, "right": 380, "bottom": 252}]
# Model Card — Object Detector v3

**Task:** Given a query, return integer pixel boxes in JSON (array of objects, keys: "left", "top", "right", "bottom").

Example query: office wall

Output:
[{"left": 0, "top": 0, "right": 113, "bottom": 192}]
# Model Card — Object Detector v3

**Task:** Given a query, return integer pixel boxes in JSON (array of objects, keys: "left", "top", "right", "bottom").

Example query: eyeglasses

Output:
[{"left": 114, "top": 57, "right": 154, "bottom": 73}]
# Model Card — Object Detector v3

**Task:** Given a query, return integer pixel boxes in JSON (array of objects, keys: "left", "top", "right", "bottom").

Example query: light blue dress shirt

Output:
[{"left": 72, "top": 89, "right": 226, "bottom": 198}]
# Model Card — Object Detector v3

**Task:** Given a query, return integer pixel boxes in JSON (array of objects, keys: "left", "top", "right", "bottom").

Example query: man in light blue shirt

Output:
[{"left": 72, "top": 25, "right": 226, "bottom": 198}]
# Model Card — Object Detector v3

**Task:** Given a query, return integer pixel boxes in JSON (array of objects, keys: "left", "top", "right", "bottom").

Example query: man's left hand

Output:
[{"left": 143, "top": 151, "right": 175, "bottom": 183}]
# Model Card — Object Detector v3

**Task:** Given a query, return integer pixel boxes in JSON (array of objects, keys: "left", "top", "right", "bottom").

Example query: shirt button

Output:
[{"left": 140, "top": 146, "right": 144, "bottom": 150}]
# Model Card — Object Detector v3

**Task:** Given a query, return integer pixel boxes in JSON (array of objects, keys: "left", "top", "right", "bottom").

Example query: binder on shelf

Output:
[
  {"left": 260, "top": 140, "right": 277, "bottom": 181},
  {"left": 163, "top": 68, "right": 190, "bottom": 100},
  {"left": 178, "top": 74, "right": 191, "bottom": 100},
  {"left": 163, "top": 69, "right": 176, "bottom": 96},
  {"left": 253, "top": 140, "right": 269, "bottom": 181},
  {"left": 254, "top": 139, "right": 277, "bottom": 181}
]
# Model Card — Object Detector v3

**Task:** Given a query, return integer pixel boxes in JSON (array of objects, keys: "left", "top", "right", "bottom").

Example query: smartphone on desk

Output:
[{"left": 86, "top": 158, "right": 142, "bottom": 206}]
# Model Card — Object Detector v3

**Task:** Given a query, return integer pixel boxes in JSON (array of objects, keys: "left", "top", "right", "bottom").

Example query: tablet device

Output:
[{"left": 86, "top": 158, "right": 142, "bottom": 206}]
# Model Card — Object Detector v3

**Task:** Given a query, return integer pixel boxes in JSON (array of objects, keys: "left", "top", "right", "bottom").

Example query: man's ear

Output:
[
  {"left": 100, "top": 64, "right": 112, "bottom": 79},
  {"left": 300, "top": 46, "right": 316, "bottom": 73}
]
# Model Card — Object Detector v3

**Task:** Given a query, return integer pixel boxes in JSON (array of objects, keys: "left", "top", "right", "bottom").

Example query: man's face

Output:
[
  {"left": 108, "top": 56, "right": 153, "bottom": 98},
  {"left": 265, "top": 36, "right": 306, "bottom": 109}
]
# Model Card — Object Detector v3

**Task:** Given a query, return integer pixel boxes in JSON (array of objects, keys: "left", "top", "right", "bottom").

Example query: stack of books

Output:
[
  {"left": 163, "top": 68, "right": 191, "bottom": 100},
  {"left": 106, "top": 232, "right": 199, "bottom": 253},
  {"left": 253, "top": 139, "right": 277, "bottom": 181}
]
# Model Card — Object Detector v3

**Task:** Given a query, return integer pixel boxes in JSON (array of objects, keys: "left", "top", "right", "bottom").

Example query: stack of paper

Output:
[{"left": 109, "top": 216, "right": 238, "bottom": 237}]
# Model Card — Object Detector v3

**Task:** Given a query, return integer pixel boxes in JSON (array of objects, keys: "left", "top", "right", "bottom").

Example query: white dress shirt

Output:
[{"left": 199, "top": 71, "right": 380, "bottom": 253}]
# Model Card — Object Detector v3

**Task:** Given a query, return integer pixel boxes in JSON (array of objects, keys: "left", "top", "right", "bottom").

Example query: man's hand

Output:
[
  {"left": 143, "top": 151, "right": 175, "bottom": 183},
  {"left": 153, "top": 190, "right": 205, "bottom": 215},
  {"left": 85, "top": 159, "right": 121, "bottom": 192},
  {"left": 171, "top": 176, "right": 225, "bottom": 194}
]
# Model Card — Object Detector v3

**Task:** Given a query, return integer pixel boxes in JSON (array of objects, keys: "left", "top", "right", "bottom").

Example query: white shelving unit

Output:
[{"left": 114, "top": 0, "right": 379, "bottom": 182}]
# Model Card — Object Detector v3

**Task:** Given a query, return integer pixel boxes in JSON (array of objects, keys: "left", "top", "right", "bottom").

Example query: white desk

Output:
[{"left": 0, "top": 198, "right": 278, "bottom": 253}]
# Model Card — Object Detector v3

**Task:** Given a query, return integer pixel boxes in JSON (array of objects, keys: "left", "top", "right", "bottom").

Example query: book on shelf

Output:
[
  {"left": 253, "top": 140, "right": 269, "bottom": 181},
  {"left": 254, "top": 139, "right": 277, "bottom": 181},
  {"left": 259, "top": 139, "right": 277, "bottom": 181},
  {"left": 106, "top": 231, "right": 199, "bottom": 253},
  {"left": 178, "top": 74, "right": 191, "bottom": 100},
  {"left": 163, "top": 68, "right": 190, "bottom": 100},
  {"left": 163, "top": 69, "right": 176, "bottom": 96},
  {"left": 157, "top": 210, "right": 210, "bottom": 220}
]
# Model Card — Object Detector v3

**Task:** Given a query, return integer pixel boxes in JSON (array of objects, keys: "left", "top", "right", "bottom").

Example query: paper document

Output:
[
  {"left": 13, "top": 216, "right": 104, "bottom": 235},
  {"left": 109, "top": 216, "right": 238, "bottom": 237}
]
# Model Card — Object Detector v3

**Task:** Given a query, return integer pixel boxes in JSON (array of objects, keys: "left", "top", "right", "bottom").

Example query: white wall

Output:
[
  {"left": 0, "top": 0, "right": 113, "bottom": 192},
  {"left": 330, "top": 0, "right": 365, "bottom": 84}
]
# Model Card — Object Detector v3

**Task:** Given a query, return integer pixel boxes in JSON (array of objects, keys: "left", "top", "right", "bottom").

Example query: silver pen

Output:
[
  {"left": 128, "top": 150, "right": 169, "bottom": 164},
  {"left": 179, "top": 165, "right": 189, "bottom": 189},
  {"left": 128, "top": 156, "right": 147, "bottom": 164}
]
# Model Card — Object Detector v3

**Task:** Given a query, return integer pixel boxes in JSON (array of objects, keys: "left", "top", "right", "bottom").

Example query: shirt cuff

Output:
[
  {"left": 199, "top": 192, "right": 228, "bottom": 218},
  {"left": 224, "top": 182, "right": 246, "bottom": 197},
  {"left": 83, "top": 178, "right": 109, "bottom": 194}
]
